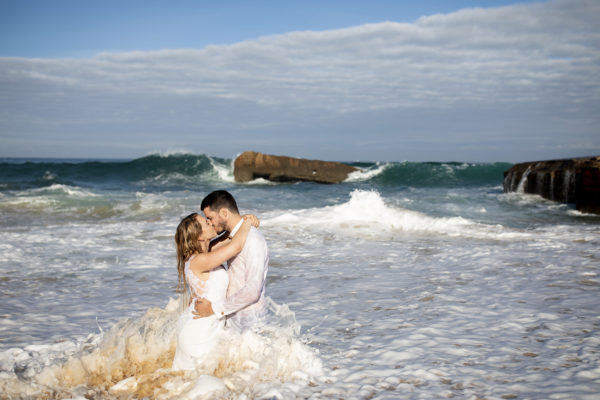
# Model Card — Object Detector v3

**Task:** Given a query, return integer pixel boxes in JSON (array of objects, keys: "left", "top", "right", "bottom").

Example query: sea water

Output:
[{"left": 0, "top": 154, "right": 598, "bottom": 399}]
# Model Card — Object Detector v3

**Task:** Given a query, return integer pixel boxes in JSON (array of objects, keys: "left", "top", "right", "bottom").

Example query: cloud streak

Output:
[{"left": 1, "top": 0, "right": 599, "bottom": 161}]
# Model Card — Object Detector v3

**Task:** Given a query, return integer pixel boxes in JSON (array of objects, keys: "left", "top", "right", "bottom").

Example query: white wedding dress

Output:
[{"left": 172, "top": 255, "right": 229, "bottom": 371}]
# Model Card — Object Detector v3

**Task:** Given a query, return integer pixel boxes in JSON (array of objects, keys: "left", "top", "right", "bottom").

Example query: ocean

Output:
[{"left": 0, "top": 154, "right": 598, "bottom": 399}]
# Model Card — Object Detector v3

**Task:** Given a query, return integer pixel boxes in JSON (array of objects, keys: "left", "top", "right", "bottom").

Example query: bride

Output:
[{"left": 172, "top": 212, "right": 257, "bottom": 371}]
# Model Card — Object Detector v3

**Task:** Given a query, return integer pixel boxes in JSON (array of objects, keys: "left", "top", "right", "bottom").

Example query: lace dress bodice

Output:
[
  {"left": 184, "top": 255, "right": 228, "bottom": 305},
  {"left": 173, "top": 255, "right": 229, "bottom": 371}
]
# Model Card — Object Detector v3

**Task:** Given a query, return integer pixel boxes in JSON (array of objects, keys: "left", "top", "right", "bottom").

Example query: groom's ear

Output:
[{"left": 219, "top": 208, "right": 229, "bottom": 220}]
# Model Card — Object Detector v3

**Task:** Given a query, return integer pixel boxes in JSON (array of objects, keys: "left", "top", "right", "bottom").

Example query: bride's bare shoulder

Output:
[{"left": 189, "top": 253, "right": 210, "bottom": 274}]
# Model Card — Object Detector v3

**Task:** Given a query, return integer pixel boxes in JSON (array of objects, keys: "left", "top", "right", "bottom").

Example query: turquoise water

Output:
[{"left": 1, "top": 154, "right": 598, "bottom": 399}]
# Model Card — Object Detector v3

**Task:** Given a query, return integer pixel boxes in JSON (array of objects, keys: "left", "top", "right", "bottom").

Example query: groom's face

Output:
[{"left": 203, "top": 206, "right": 227, "bottom": 234}]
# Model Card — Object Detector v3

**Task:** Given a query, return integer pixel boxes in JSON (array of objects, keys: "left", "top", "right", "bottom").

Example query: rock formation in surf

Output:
[
  {"left": 503, "top": 156, "right": 600, "bottom": 214},
  {"left": 233, "top": 151, "right": 359, "bottom": 184}
]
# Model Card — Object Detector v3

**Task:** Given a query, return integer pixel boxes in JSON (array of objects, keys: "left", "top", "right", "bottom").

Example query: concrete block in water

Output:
[{"left": 233, "top": 151, "right": 358, "bottom": 184}]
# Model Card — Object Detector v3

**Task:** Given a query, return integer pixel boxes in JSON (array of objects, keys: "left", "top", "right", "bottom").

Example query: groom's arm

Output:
[
  {"left": 193, "top": 298, "right": 214, "bottom": 318},
  {"left": 193, "top": 251, "right": 266, "bottom": 319}
]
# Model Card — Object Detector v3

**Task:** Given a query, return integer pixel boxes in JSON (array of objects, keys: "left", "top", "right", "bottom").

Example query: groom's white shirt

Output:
[{"left": 211, "top": 219, "right": 269, "bottom": 331}]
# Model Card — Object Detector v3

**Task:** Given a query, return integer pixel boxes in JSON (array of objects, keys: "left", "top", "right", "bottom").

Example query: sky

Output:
[{"left": 1, "top": 0, "right": 599, "bottom": 162}]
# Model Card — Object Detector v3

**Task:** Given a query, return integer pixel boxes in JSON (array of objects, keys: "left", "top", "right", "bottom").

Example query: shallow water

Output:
[{"left": 1, "top": 155, "right": 599, "bottom": 399}]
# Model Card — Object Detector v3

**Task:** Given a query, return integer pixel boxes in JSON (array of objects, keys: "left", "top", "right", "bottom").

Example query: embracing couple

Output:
[{"left": 172, "top": 190, "right": 269, "bottom": 371}]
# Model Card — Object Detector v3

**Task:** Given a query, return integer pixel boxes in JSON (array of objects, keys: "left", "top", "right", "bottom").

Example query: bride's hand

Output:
[{"left": 242, "top": 214, "right": 260, "bottom": 228}]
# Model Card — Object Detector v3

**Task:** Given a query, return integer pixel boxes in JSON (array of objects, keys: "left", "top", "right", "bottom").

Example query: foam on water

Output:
[
  {"left": 244, "top": 178, "right": 280, "bottom": 186},
  {"left": 265, "top": 189, "right": 530, "bottom": 240},
  {"left": 2, "top": 155, "right": 599, "bottom": 399},
  {"left": 30, "top": 184, "right": 99, "bottom": 198},
  {"left": 3, "top": 184, "right": 99, "bottom": 209},
  {"left": 0, "top": 187, "right": 128, "bottom": 227},
  {"left": 345, "top": 163, "right": 390, "bottom": 182},
  {"left": 208, "top": 156, "right": 236, "bottom": 183},
  {"left": 0, "top": 298, "right": 323, "bottom": 399},
  {"left": 265, "top": 223, "right": 599, "bottom": 399},
  {"left": 140, "top": 156, "right": 236, "bottom": 187},
  {"left": 499, "top": 191, "right": 565, "bottom": 207}
]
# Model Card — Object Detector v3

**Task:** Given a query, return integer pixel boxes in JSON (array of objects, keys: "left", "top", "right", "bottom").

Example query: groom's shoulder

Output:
[{"left": 248, "top": 226, "right": 268, "bottom": 245}]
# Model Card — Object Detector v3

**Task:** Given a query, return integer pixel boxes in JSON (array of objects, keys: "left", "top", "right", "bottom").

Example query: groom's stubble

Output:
[{"left": 203, "top": 206, "right": 229, "bottom": 234}]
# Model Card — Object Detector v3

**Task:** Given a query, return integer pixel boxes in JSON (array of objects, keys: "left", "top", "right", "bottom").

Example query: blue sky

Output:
[
  {"left": 1, "top": 0, "right": 599, "bottom": 162},
  {"left": 1, "top": 1, "right": 542, "bottom": 58}
]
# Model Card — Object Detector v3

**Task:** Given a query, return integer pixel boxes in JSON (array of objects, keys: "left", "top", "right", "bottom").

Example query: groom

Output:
[{"left": 193, "top": 190, "right": 269, "bottom": 332}]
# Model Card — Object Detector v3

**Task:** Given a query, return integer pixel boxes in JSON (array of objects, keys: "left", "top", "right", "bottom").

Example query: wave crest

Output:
[
  {"left": 346, "top": 161, "right": 512, "bottom": 187},
  {"left": 344, "top": 162, "right": 391, "bottom": 182},
  {"left": 0, "top": 153, "right": 232, "bottom": 191},
  {"left": 265, "top": 189, "right": 528, "bottom": 240}
]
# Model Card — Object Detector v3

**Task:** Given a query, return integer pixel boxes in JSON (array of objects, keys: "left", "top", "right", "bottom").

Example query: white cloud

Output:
[{"left": 0, "top": 0, "right": 598, "bottom": 161}]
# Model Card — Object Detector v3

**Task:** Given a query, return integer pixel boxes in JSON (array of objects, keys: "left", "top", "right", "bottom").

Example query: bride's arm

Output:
[
  {"left": 210, "top": 214, "right": 259, "bottom": 252},
  {"left": 189, "top": 217, "right": 254, "bottom": 274}
]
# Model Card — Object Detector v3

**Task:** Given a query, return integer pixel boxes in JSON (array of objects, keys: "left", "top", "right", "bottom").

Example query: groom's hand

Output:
[{"left": 192, "top": 299, "right": 214, "bottom": 319}]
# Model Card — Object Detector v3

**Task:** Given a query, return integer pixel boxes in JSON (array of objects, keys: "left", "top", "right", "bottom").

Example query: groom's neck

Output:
[{"left": 227, "top": 214, "right": 243, "bottom": 232}]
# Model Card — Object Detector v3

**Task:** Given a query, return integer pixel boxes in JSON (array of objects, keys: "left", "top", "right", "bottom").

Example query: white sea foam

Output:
[
  {"left": 4, "top": 184, "right": 98, "bottom": 207},
  {"left": 441, "top": 163, "right": 457, "bottom": 177},
  {"left": 0, "top": 184, "right": 104, "bottom": 215},
  {"left": 208, "top": 156, "right": 235, "bottom": 183},
  {"left": 567, "top": 209, "right": 600, "bottom": 218},
  {"left": 42, "top": 170, "right": 56, "bottom": 180},
  {"left": 145, "top": 150, "right": 188, "bottom": 157},
  {"left": 244, "top": 177, "right": 279, "bottom": 185},
  {"left": 498, "top": 191, "right": 575, "bottom": 215},
  {"left": 137, "top": 172, "right": 190, "bottom": 186},
  {"left": 0, "top": 194, "right": 55, "bottom": 210},
  {"left": 264, "top": 189, "right": 530, "bottom": 240},
  {"left": 0, "top": 298, "right": 323, "bottom": 399},
  {"left": 2, "top": 163, "right": 599, "bottom": 399},
  {"left": 121, "top": 191, "right": 173, "bottom": 216},
  {"left": 344, "top": 163, "right": 390, "bottom": 182},
  {"left": 29, "top": 184, "right": 99, "bottom": 198}
]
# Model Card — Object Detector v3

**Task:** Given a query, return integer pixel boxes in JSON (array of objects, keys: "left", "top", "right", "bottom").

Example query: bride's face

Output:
[{"left": 196, "top": 215, "right": 217, "bottom": 240}]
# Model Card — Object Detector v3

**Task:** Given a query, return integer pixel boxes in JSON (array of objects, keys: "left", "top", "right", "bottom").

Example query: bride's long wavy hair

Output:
[{"left": 174, "top": 213, "right": 204, "bottom": 295}]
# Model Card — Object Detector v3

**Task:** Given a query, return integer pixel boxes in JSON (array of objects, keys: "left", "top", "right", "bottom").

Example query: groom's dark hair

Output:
[{"left": 201, "top": 190, "right": 240, "bottom": 214}]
